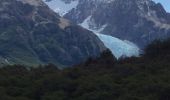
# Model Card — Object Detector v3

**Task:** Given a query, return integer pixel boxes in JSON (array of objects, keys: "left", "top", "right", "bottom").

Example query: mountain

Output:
[
  {"left": 45, "top": 0, "right": 170, "bottom": 48},
  {"left": 79, "top": 15, "right": 140, "bottom": 58},
  {"left": 0, "top": 0, "right": 106, "bottom": 67},
  {"left": 44, "top": 0, "right": 140, "bottom": 58},
  {"left": 66, "top": 0, "right": 170, "bottom": 48}
]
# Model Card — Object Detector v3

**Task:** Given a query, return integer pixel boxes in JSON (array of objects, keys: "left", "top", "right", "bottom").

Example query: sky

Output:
[{"left": 153, "top": 0, "right": 170, "bottom": 12}]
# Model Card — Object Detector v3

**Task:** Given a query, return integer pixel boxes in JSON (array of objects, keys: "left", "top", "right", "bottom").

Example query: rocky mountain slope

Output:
[
  {"left": 67, "top": 0, "right": 170, "bottom": 48},
  {"left": 46, "top": 0, "right": 170, "bottom": 48},
  {"left": 0, "top": 0, "right": 106, "bottom": 67},
  {"left": 44, "top": 0, "right": 141, "bottom": 58}
]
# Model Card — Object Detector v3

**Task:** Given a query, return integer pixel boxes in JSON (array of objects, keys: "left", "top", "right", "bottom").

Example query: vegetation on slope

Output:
[{"left": 0, "top": 39, "right": 170, "bottom": 100}]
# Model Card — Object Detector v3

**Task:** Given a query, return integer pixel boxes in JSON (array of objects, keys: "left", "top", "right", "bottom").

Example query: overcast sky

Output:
[{"left": 153, "top": 0, "right": 170, "bottom": 12}]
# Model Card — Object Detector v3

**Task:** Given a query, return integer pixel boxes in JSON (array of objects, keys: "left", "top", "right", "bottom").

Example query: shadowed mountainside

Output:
[{"left": 0, "top": 0, "right": 106, "bottom": 67}]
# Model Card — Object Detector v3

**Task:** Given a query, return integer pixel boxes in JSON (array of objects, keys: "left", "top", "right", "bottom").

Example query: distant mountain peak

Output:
[
  {"left": 43, "top": 0, "right": 79, "bottom": 16},
  {"left": 63, "top": 0, "right": 170, "bottom": 48}
]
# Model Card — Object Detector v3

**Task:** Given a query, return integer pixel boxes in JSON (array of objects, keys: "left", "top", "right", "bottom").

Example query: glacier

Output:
[
  {"left": 95, "top": 33, "right": 140, "bottom": 58},
  {"left": 80, "top": 16, "right": 140, "bottom": 58},
  {"left": 44, "top": 1, "right": 140, "bottom": 58}
]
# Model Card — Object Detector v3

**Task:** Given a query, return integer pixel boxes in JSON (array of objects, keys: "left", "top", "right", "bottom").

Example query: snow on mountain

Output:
[
  {"left": 80, "top": 16, "right": 140, "bottom": 58},
  {"left": 43, "top": 0, "right": 78, "bottom": 16},
  {"left": 64, "top": 0, "right": 170, "bottom": 48},
  {"left": 44, "top": 0, "right": 140, "bottom": 58}
]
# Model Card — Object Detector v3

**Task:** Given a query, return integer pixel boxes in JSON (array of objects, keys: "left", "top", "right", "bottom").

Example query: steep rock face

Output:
[
  {"left": 44, "top": 0, "right": 141, "bottom": 58},
  {"left": 0, "top": 0, "right": 106, "bottom": 67},
  {"left": 62, "top": 0, "right": 170, "bottom": 48}
]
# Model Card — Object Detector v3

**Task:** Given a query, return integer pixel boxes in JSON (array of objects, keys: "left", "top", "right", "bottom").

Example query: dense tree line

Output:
[{"left": 0, "top": 39, "right": 170, "bottom": 100}]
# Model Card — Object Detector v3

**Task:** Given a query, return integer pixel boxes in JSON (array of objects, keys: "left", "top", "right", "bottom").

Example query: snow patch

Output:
[
  {"left": 79, "top": 16, "right": 92, "bottom": 30},
  {"left": 43, "top": 0, "right": 78, "bottom": 16}
]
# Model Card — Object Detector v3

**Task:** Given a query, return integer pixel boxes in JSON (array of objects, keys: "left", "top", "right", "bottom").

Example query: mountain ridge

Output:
[
  {"left": 60, "top": 0, "right": 170, "bottom": 48},
  {"left": 44, "top": 0, "right": 141, "bottom": 58},
  {"left": 0, "top": 0, "right": 106, "bottom": 67}
]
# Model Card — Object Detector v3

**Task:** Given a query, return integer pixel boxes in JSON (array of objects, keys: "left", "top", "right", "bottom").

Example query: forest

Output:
[{"left": 0, "top": 39, "right": 170, "bottom": 100}]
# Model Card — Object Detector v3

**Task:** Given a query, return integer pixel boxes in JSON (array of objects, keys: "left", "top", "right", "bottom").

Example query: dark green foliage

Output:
[
  {"left": 0, "top": 40, "right": 170, "bottom": 100},
  {"left": 144, "top": 38, "right": 170, "bottom": 58}
]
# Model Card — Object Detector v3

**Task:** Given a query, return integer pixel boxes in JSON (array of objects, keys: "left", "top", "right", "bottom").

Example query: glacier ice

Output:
[
  {"left": 80, "top": 16, "right": 140, "bottom": 58},
  {"left": 44, "top": 1, "right": 140, "bottom": 59},
  {"left": 96, "top": 33, "right": 140, "bottom": 58}
]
